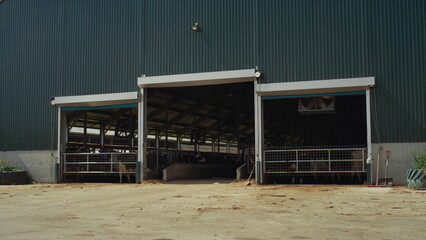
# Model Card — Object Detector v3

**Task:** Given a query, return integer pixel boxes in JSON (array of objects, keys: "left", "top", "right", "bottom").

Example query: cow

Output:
[{"left": 117, "top": 161, "right": 134, "bottom": 183}]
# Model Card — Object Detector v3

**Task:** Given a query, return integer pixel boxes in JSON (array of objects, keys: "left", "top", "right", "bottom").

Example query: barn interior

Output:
[
  {"left": 146, "top": 82, "right": 254, "bottom": 181},
  {"left": 62, "top": 82, "right": 255, "bottom": 182},
  {"left": 63, "top": 105, "right": 139, "bottom": 182},
  {"left": 60, "top": 85, "right": 367, "bottom": 184},
  {"left": 262, "top": 94, "right": 368, "bottom": 184}
]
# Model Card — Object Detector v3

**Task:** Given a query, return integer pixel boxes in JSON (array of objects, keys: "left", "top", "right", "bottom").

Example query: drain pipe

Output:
[{"left": 376, "top": 146, "right": 383, "bottom": 185}]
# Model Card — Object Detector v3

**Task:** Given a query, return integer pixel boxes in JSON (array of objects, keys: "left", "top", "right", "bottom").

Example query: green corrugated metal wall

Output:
[
  {"left": 257, "top": 0, "right": 426, "bottom": 143},
  {"left": 143, "top": 0, "right": 254, "bottom": 76},
  {"left": 0, "top": 0, "right": 63, "bottom": 150},
  {"left": 368, "top": 0, "right": 426, "bottom": 143},
  {"left": 257, "top": 0, "right": 371, "bottom": 82},
  {"left": 0, "top": 0, "right": 425, "bottom": 150}
]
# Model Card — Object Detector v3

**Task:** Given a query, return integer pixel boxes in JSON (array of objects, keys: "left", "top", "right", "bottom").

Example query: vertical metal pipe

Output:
[
  {"left": 328, "top": 149, "right": 331, "bottom": 171},
  {"left": 217, "top": 138, "right": 220, "bottom": 153},
  {"left": 296, "top": 150, "right": 299, "bottom": 172},
  {"left": 366, "top": 89, "right": 373, "bottom": 185},
  {"left": 56, "top": 107, "right": 62, "bottom": 183},
  {"left": 137, "top": 88, "right": 147, "bottom": 183},
  {"left": 177, "top": 132, "right": 181, "bottom": 151},
  {"left": 65, "top": 124, "right": 69, "bottom": 146},
  {"left": 226, "top": 138, "right": 230, "bottom": 153},
  {"left": 63, "top": 154, "right": 67, "bottom": 173},
  {"left": 254, "top": 80, "right": 264, "bottom": 184},
  {"left": 83, "top": 111, "right": 87, "bottom": 148},
  {"left": 260, "top": 97, "right": 264, "bottom": 181},
  {"left": 165, "top": 131, "right": 169, "bottom": 151},
  {"left": 110, "top": 153, "right": 113, "bottom": 172},
  {"left": 165, "top": 104, "right": 169, "bottom": 151},
  {"left": 155, "top": 128, "right": 160, "bottom": 173},
  {"left": 155, "top": 129, "right": 160, "bottom": 149},
  {"left": 129, "top": 111, "right": 134, "bottom": 152},
  {"left": 211, "top": 137, "right": 215, "bottom": 153},
  {"left": 57, "top": 107, "right": 61, "bottom": 164},
  {"left": 100, "top": 122, "right": 105, "bottom": 149}
]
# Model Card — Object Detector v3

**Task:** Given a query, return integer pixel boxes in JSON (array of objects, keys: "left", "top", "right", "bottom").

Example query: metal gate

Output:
[
  {"left": 263, "top": 146, "right": 366, "bottom": 174},
  {"left": 63, "top": 153, "right": 137, "bottom": 174}
]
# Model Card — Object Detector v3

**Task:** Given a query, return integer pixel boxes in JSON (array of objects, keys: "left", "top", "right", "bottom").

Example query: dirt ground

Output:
[{"left": 1, "top": 180, "right": 425, "bottom": 240}]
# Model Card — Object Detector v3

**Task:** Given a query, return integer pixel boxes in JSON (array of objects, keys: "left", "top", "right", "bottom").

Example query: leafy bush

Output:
[
  {"left": 0, "top": 159, "right": 19, "bottom": 172},
  {"left": 412, "top": 147, "right": 426, "bottom": 170},
  {"left": 0, "top": 165, "right": 18, "bottom": 172}
]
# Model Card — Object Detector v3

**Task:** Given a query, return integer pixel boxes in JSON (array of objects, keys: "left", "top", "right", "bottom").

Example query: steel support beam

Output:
[
  {"left": 83, "top": 111, "right": 87, "bottom": 148},
  {"left": 155, "top": 128, "right": 160, "bottom": 173},
  {"left": 104, "top": 108, "right": 132, "bottom": 130},
  {"left": 147, "top": 95, "right": 183, "bottom": 120},
  {"left": 100, "top": 122, "right": 105, "bottom": 149},
  {"left": 254, "top": 81, "right": 264, "bottom": 184},
  {"left": 366, "top": 89, "right": 373, "bottom": 185},
  {"left": 66, "top": 110, "right": 84, "bottom": 125},
  {"left": 159, "top": 104, "right": 203, "bottom": 133},
  {"left": 176, "top": 132, "right": 182, "bottom": 151},
  {"left": 57, "top": 108, "right": 67, "bottom": 183},
  {"left": 137, "top": 88, "right": 147, "bottom": 183},
  {"left": 211, "top": 137, "right": 216, "bottom": 153},
  {"left": 179, "top": 109, "right": 217, "bottom": 134},
  {"left": 226, "top": 138, "right": 231, "bottom": 153},
  {"left": 56, "top": 107, "right": 62, "bottom": 183}
]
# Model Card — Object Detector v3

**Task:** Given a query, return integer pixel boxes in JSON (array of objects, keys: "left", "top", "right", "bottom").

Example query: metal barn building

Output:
[{"left": 0, "top": 0, "right": 425, "bottom": 185}]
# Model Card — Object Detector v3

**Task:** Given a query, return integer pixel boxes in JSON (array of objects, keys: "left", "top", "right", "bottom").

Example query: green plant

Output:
[
  {"left": 0, "top": 165, "right": 18, "bottom": 172},
  {"left": 0, "top": 159, "right": 19, "bottom": 172},
  {"left": 412, "top": 147, "right": 426, "bottom": 170}
]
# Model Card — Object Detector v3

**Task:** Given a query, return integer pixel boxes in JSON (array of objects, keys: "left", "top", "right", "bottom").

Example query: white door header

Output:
[
  {"left": 138, "top": 69, "right": 256, "bottom": 88},
  {"left": 51, "top": 91, "right": 139, "bottom": 107},
  {"left": 256, "top": 77, "right": 375, "bottom": 96}
]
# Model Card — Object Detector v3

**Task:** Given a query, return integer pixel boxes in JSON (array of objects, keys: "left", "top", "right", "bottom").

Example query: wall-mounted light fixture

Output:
[
  {"left": 191, "top": 22, "right": 201, "bottom": 32},
  {"left": 255, "top": 71, "right": 262, "bottom": 78}
]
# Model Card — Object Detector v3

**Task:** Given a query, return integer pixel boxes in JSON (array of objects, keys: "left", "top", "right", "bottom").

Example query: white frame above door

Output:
[{"left": 138, "top": 69, "right": 256, "bottom": 88}]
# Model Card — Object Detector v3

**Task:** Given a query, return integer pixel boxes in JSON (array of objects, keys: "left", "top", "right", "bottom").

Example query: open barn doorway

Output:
[
  {"left": 61, "top": 105, "right": 138, "bottom": 183},
  {"left": 262, "top": 93, "right": 368, "bottom": 184},
  {"left": 144, "top": 82, "right": 255, "bottom": 181},
  {"left": 51, "top": 92, "right": 140, "bottom": 183}
]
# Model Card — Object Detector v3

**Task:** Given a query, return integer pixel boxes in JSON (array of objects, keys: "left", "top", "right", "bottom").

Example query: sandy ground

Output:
[{"left": 1, "top": 180, "right": 425, "bottom": 240}]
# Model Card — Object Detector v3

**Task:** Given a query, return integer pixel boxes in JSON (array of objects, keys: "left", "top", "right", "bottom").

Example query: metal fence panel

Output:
[
  {"left": 64, "top": 153, "right": 137, "bottom": 174},
  {"left": 262, "top": 146, "right": 366, "bottom": 174}
]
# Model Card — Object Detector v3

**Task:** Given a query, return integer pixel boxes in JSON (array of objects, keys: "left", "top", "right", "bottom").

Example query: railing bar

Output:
[
  {"left": 110, "top": 154, "right": 113, "bottom": 172},
  {"left": 64, "top": 162, "right": 137, "bottom": 164},
  {"left": 328, "top": 149, "right": 331, "bottom": 172},
  {"left": 64, "top": 154, "right": 67, "bottom": 172},
  {"left": 265, "top": 171, "right": 367, "bottom": 173},
  {"left": 264, "top": 148, "right": 365, "bottom": 153},
  {"left": 63, "top": 153, "right": 138, "bottom": 155},
  {"left": 64, "top": 171, "right": 137, "bottom": 174},
  {"left": 264, "top": 159, "right": 365, "bottom": 163},
  {"left": 296, "top": 150, "right": 298, "bottom": 172}
]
